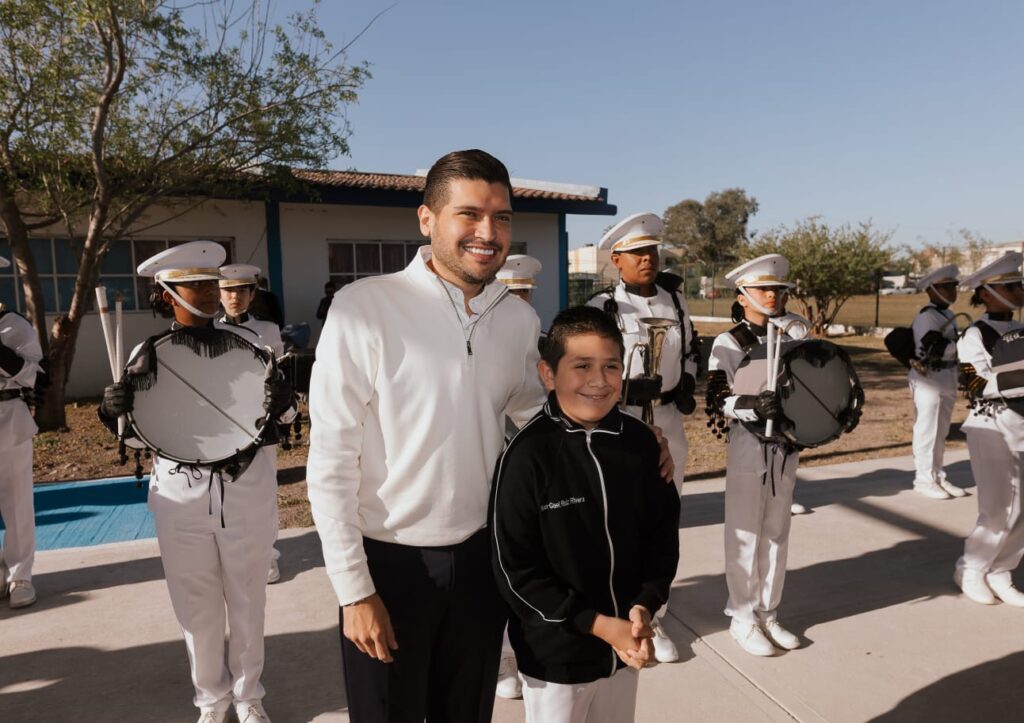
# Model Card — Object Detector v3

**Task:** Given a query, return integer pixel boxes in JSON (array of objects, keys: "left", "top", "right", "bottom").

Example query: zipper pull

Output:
[{"left": 466, "top": 339, "right": 473, "bottom": 356}]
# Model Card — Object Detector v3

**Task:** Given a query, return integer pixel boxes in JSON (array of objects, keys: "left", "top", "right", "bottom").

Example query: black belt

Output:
[{"left": 0, "top": 389, "right": 25, "bottom": 402}]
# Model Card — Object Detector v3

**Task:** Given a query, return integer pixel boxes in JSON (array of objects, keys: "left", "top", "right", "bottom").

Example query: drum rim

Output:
[{"left": 126, "top": 328, "right": 272, "bottom": 465}]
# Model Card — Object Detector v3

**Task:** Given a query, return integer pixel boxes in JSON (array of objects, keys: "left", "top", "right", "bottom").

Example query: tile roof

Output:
[{"left": 290, "top": 169, "right": 606, "bottom": 203}]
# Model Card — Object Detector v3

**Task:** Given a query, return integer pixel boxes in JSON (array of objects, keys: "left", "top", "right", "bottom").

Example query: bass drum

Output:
[
  {"left": 733, "top": 339, "right": 861, "bottom": 449},
  {"left": 278, "top": 348, "right": 315, "bottom": 399},
  {"left": 124, "top": 327, "right": 272, "bottom": 465}
]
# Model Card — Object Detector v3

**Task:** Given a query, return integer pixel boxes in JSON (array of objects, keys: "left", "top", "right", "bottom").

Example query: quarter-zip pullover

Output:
[
  {"left": 307, "top": 246, "right": 546, "bottom": 605},
  {"left": 491, "top": 393, "right": 680, "bottom": 684}
]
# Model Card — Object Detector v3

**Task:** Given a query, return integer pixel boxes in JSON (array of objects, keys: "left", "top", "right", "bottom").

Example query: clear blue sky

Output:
[{"left": 289, "top": 0, "right": 1022, "bottom": 250}]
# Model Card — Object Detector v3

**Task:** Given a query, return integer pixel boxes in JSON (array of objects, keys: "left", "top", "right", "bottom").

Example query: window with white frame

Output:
[
  {"left": 325, "top": 240, "right": 528, "bottom": 289},
  {"left": 0, "top": 237, "right": 233, "bottom": 314}
]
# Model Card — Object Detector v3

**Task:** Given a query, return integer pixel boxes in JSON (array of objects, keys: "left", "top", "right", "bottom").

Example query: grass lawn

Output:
[{"left": 686, "top": 292, "right": 980, "bottom": 328}]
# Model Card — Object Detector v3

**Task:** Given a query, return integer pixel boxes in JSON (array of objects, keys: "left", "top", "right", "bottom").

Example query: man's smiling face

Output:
[{"left": 418, "top": 178, "right": 513, "bottom": 292}]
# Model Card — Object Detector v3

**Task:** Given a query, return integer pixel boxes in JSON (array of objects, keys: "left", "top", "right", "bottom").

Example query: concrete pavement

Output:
[{"left": 3, "top": 448, "right": 1023, "bottom": 722}]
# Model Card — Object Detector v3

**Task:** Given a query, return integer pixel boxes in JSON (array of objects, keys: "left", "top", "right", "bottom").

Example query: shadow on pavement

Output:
[
  {"left": 0, "top": 628, "right": 346, "bottom": 723},
  {"left": 1, "top": 531, "right": 325, "bottom": 617},
  {"left": 869, "top": 651, "right": 1024, "bottom": 723}
]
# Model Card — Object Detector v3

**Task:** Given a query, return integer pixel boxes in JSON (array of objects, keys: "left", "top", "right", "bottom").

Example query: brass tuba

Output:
[{"left": 623, "top": 317, "right": 679, "bottom": 424}]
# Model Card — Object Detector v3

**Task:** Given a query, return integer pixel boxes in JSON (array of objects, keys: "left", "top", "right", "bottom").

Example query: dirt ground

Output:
[{"left": 32, "top": 329, "right": 968, "bottom": 530}]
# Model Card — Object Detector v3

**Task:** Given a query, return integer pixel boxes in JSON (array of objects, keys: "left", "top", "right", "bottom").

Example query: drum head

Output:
[
  {"left": 127, "top": 328, "right": 270, "bottom": 464},
  {"left": 778, "top": 341, "right": 855, "bottom": 448}
]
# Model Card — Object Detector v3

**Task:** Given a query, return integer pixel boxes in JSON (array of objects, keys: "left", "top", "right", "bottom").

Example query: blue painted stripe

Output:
[
  {"left": 0, "top": 477, "right": 155, "bottom": 551},
  {"left": 265, "top": 200, "right": 285, "bottom": 318}
]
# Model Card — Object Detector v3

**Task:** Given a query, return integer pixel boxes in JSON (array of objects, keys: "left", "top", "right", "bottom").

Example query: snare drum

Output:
[
  {"left": 124, "top": 327, "right": 273, "bottom": 465},
  {"left": 733, "top": 339, "right": 862, "bottom": 449},
  {"left": 278, "top": 349, "right": 315, "bottom": 397}
]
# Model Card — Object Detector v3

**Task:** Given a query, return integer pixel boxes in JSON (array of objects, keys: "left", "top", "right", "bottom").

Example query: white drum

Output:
[{"left": 125, "top": 327, "right": 272, "bottom": 465}]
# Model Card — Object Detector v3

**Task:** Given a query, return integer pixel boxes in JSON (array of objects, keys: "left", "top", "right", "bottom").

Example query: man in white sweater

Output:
[{"left": 307, "top": 150, "right": 547, "bottom": 722}]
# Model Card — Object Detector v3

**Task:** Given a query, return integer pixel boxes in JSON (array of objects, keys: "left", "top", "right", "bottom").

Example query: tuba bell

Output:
[{"left": 622, "top": 317, "right": 679, "bottom": 424}]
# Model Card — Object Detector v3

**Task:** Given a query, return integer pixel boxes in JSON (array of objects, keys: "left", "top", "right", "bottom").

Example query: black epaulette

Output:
[
  {"left": 654, "top": 271, "right": 684, "bottom": 294},
  {"left": 974, "top": 320, "right": 1001, "bottom": 355},
  {"left": 585, "top": 286, "right": 618, "bottom": 317},
  {"left": 728, "top": 322, "right": 759, "bottom": 352}
]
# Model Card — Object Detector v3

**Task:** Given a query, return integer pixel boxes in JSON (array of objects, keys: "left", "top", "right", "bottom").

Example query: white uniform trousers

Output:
[
  {"left": 908, "top": 368, "right": 957, "bottom": 485},
  {"left": 622, "top": 402, "right": 687, "bottom": 490},
  {"left": 724, "top": 429, "right": 798, "bottom": 624},
  {"left": 0, "top": 436, "right": 35, "bottom": 583},
  {"left": 521, "top": 668, "right": 639, "bottom": 723},
  {"left": 151, "top": 470, "right": 277, "bottom": 712},
  {"left": 958, "top": 418, "right": 1024, "bottom": 577}
]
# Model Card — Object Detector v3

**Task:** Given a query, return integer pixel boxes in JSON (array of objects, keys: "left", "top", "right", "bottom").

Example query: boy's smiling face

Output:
[{"left": 539, "top": 333, "right": 623, "bottom": 429}]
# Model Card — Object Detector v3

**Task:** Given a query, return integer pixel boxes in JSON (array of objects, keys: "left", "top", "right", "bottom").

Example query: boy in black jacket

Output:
[{"left": 490, "top": 305, "right": 681, "bottom": 722}]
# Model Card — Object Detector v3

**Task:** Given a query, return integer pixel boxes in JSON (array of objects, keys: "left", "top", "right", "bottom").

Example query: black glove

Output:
[
  {"left": 840, "top": 386, "right": 865, "bottom": 433},
  {"left": 0, "top": 341, "right": 25, "bottom": 377},
  {"left": 754, "top": 390, "right": 782, "bottom": 421},
  {"left": 675, "top": 373, "right": 696, "bottom": 415},
  {"left": 264, "top": 376, "right": 295, "bottom": 418},
  {"left": 920, "top": 330, "right": 949, "bottom": 358},
  {"left": 623, "top": 375, "right": 662, "bottom": 405},
  {"left": 100, "top": 381, "right": 134, "bottom": 419}
]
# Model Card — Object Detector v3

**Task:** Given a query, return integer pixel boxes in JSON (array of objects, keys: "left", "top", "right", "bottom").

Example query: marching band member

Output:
[
  {"left": 707, "top": 255, "right": 806, "bottom": 656},
  {"left": 909, "top": 265, "right": 965, "bottom": 500},
  {"left": 99, "top": 241, "right": 294, "bottom": 723},
  {"left": 588, "top": 212, "right": 699, "bottom": 664},
  {"left": 219, "top": 264, "right": 285, "bottom": 584},
  {"left": 0, "top": 253, "right": 43, "bottom": 610},
  {"left": 954, "top": 252, "right": 1024, "bottom": 607}
]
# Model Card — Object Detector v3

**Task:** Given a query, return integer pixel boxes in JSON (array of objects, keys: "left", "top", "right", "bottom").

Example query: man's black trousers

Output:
[{"left": 340, "top": 528, "right": 507, "bottom": 723}]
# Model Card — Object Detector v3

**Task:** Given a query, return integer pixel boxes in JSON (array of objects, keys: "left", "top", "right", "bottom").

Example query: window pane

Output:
[
  {"left": 405, "top": 243, "right": 420, "bottom": 264},
  {"left": 56, "top": 276, "right": 78, "bottom": 313},
  {"left": 99, "top": 276, "right": 137, "bottom": 311},
  {"left": 133, "top": 240, "right": 166, "bottom": 268},
  {"left": 510, "top": 242, "right": 528, "bottom": 256},
  {"left": 101, "top": 240, "right": 133, "bottom": 274},
  {"left": 23, "top": 277, "right": 58, "bottom": 313},
  {"left": 32, "top": 238, "right": 54, "bottom": 274},
  {"left": 0, "top": 238, "right": 11, "bottom": 275},
  {"left": 381, "top": 244, "right": 405, "bottom": 273},
  {"left": 331, "top": 274, "right": 354, "bottom": 289},
  {"left": 54, "top": 238, "right": 85, "bottom": 274},
  {"left": 355, "top": 243, "right": 381, "bottom": 274},
  {"left": 218, "top": 241, "right": 233, "bottom": 265},
  {"left": 329, "top": 243, "right": 354, "bottom": 274},
  {"left": 0, "top": 277, "right": 16, "bottom": 309}
]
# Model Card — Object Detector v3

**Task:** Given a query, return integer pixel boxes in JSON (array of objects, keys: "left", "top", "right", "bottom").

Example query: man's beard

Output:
[{"left": 432, "top": 239, "right": 505, "bottom": 286}]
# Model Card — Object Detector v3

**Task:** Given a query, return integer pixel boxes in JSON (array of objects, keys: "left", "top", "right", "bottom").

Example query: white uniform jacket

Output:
[
  {"left": 587, "top": 280, "right": 698, "bottom": 393},
  {"left": 0, "top": 309, "right": 42, "bottom": 447},
  {"left": 307, "top": 247, "right": 546, "bottom": 606},
  {"left": 958, "top": 315, "right": 1024, "bottom": 451},
  {"left": 911, "top": 304, "right": 958, "bottom": 390}
]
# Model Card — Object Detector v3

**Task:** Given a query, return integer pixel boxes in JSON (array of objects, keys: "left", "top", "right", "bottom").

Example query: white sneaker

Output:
[
  {"left": 267, "top": 558, "right": 280, "bottom": 584},
  {"left": 937, "top": 478, "right": 967, "bottom": 498},
  {"left": 8, "top": 580, "right": 36, "bottom": 609},
  {"left": 729, "top": 619, "right": 775, "bottom": 657},
  {"left": 762, "top": 620, "right": 800, "bottom": 650},
  {"left": 236, "top": 702, "right": 271, "bottom": 722},
  {"left": 495, "top": 655, "right": 522, "bottom": 699},
  {"left": 954, "top": 568, "right": 997, "bottom": 605},
  {"left": 914, "top": 481, "right": 951, "bottom": 500},
  {"left": 196, "top": 709, "right": 230, "bottom": 723},
  {"left": 650, "top": 618, "right": 680, "bottom": 663},
  {"left": 986, "top": 575, "right": 1024, "bottom": 607},
  {"left": 790, "top": 502, "right": 809, "bottom": 515}
]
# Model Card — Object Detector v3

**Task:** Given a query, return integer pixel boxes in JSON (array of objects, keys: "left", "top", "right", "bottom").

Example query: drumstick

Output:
[
  {"left": 94, "top": 286, "right": 118, "bottom": 380},
  {"left": 114, "top": 291, "right": 126, "bottom": 437}
]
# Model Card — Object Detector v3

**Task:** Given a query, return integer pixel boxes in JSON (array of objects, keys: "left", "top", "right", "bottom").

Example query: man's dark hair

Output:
[
  {"left": 542, "top": 305, "right": 624, "bottom": 369},
  {"left": 423, "top": 149, "right": 514, "bottom": 212}
]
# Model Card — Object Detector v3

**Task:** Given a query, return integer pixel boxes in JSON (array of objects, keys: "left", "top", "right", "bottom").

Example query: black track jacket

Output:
[{"left": 490, "top": 392, "right": 681, "bottom": 684}]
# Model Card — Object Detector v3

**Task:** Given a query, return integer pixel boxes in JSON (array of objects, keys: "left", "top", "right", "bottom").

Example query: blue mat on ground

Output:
[{"left": 0, "top": 476, "right": 154, "bottom": 551}]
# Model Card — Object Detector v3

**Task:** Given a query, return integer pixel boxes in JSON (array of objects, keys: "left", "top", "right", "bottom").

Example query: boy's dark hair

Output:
[
  {"left": 542, "top": 305, "right": 625, "bottom": 369},
  {"left": 423, "top": 149, "right": 514, "bottom": 212}
]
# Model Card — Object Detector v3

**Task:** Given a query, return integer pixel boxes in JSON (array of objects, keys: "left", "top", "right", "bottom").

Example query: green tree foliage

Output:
[
  {"left": 746, "top": 218, "right": 894, "bottom": 334},
  {"left": 662, "top": 189, "right": 759, "bottom": 284},
  {"left": 0, "top": 0, "right": 370, "bottom": 429}
]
